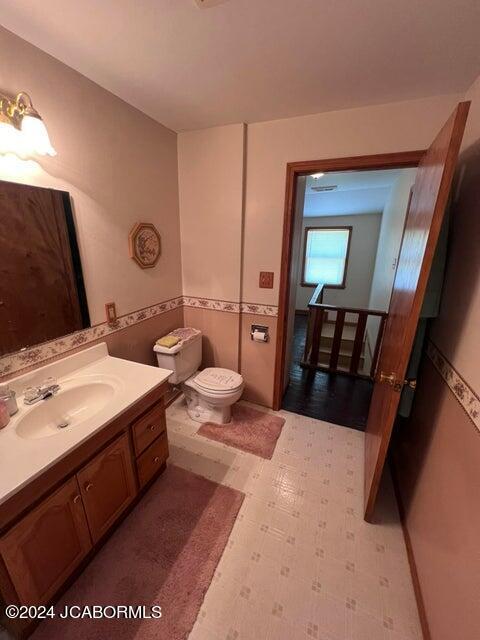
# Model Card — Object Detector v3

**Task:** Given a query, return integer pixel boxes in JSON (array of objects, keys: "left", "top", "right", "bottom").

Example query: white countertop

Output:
[{"left": 0, "top": 343, "right": 172, "bottom": 506}]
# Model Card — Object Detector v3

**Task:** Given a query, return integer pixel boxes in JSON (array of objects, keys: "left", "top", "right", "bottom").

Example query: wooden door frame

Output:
[{"left": 272, "top": 150, "right": 426, "bottom": 411}]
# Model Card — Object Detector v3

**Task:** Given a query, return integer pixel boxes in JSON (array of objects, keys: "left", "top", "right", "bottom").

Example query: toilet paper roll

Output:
[{"left": 252, "top": 329, "right": 267, "bottom": 342}]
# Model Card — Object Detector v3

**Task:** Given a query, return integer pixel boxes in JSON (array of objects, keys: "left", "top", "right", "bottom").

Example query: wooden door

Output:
[
  {"left": 78, "top": 433, "right": 137, "bottom": 542},
  {"left": 364, "top": 102, "right": 470, "bottom": 521},
  {"left": 0, "top": 477, "right": 91, "bottom": 605}
]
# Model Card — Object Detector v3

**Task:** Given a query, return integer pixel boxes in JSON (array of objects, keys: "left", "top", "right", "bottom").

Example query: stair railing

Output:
[{"left": 302, "top": 284, "right": 388, "bottom": 379}]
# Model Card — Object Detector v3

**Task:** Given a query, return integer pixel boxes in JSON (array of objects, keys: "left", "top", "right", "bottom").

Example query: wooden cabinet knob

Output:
[
  {"left": 73, "top": 494, "right": 81, "bottom": 504},
  {"left": 85, "top": 483, "right": 94, "bottom": 492},
  {"left": 153, "top": 456, "right": 160, "bottom": 463},
  {"left": 149, "top": 425, "right": 156, "bottom": 432}
]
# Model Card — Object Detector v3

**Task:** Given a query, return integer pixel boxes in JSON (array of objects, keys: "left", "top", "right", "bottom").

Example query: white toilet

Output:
[{"left": 154, "top": 328, "right": 244, "bottom": 424}]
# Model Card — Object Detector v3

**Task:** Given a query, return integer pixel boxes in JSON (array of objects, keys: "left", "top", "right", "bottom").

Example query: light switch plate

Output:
[{"left": 259, "top": 271, "right": 274, "bottom": 289}]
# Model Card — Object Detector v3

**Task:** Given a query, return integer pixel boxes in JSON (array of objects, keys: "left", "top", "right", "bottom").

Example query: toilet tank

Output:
[{"left": 153, "top": 329, "right": 202, "bottom": 384}]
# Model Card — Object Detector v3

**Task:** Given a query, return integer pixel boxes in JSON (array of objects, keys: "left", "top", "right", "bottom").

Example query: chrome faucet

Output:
[{"left": 23, "top": 377, "right": 60, "bottom": 405}]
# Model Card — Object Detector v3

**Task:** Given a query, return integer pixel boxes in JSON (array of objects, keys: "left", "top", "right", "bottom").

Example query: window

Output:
[{"left": 301, "top": 226, "right": 351, "bottom": 287}]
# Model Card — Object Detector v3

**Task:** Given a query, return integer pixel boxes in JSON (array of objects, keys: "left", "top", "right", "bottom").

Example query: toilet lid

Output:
[{"left": 194, "top": 368, "right": 243, "bottom": 392}]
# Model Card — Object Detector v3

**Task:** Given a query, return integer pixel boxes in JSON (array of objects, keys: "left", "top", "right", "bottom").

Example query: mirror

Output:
[{"left": 0, "top": 179, "right": 90, "bottom": 357}]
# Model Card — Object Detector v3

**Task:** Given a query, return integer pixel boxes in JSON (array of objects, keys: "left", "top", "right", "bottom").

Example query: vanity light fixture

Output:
[
  {"left": 310, "top": 172, "right": 325, "bottom": 179},
  {"left": 0, "top": 92, "right": 56, "bottom": 157}
]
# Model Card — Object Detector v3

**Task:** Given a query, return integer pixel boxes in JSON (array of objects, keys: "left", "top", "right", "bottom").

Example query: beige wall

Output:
[
  {"left": 394, "top": 76, "right": 480, "bottom": 640},
  {"left": 183, "top": 306, "right": 239, "bottom": 372},
  {"left": 242, "top": 93, "right": 462, "bottom": 308},
  {"left": 429, "top": 76, "right": 480, "bottom": 391},
  {"left": 175, "top": 94, "right": 462, "bottom": 406},
  {"left": 177, "top": 124, "right": 245, "bottom": 381},
  {"left": 368, "top": 169, "right": 416, "bottom": 314},
  {"left": 240, "top": 313, "right": 277, "bottom": 407},
  {"left": 178, "top": 124, "right": 245, "bottom": 302},
  {"left": 366, "top": 169, "right": 417, "bottom": 348},
  {"left": 295, "top": 213, "right": 382, "bottom": 311},
  {"left": 0, "top": 27, "right": 182, "bottom": 328}
]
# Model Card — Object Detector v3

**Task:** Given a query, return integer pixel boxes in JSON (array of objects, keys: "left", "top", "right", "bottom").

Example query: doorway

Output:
[
  {"left": 281, "top": 165, "right": 418, "bottom": 429},
  {"left": 274, "top": 153, "right": 424, "bottom": 418}
]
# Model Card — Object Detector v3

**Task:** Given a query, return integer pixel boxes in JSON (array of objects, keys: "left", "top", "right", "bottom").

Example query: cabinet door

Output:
[
  {"left": 0, "top": 477, "right": 91, "bottom": 605},
  {"left": 78, "top": 433, "right": 136, "bottom": 543}
]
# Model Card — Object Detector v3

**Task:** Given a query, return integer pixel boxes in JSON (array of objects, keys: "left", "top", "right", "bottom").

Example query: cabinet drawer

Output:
[
  {"left": 137, "top": 433, "right": 169, "bottom": 488},
  {"left": 132, "top": 399, "right": 166, "bottom": 456}
]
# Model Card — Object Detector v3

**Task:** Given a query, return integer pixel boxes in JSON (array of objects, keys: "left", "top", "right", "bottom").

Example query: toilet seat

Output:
[{"left": 193, "top": 368, "right": 243, "bottom": 394}]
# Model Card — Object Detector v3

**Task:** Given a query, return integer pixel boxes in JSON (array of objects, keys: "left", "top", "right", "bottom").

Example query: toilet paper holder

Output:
[{"left": 250, "top": 324, "right": 269, "bottom": 342}]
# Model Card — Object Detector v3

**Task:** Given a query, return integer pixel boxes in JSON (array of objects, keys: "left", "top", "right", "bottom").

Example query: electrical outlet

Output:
[
  {"left": 194, "top": 0, "right": 229, "bottom": 7},
  {"left": 259, "top": 271, "right": 274, "bottom": 289},
  {"left": 105, "top": 302, "right": 117, "bottom": 325}
]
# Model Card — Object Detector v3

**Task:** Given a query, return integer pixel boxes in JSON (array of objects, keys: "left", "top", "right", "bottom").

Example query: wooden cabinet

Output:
[
  {"left": 0, "top": 477, "right": 91, "bottom": 606},
  {"left": 78, "top": 434, "right": 136, "bottom": 543},
  {"left": 0, "top": 390, "right": 168, "bottom": 633}
]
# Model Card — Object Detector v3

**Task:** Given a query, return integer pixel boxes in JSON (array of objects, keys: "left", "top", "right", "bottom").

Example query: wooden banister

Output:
[
  {"left": 309, "top": 308, "right": 324, "bottom": 367},
  {"left": 308, "top": 282, "right": 325, "bottom": 306},
  {"left": 301, "top": 296, "right": 388, "bottom": 380},
  {"left": 350, "top": 312, "right": 368, "bottom": 374},
  {"left": 329, "top": 309, "right": 345, "bottom": 370}
]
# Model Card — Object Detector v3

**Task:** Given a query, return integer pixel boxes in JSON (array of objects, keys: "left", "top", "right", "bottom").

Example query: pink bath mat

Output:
[
  {"left": 198, "top": 403, "right": 285, "bottom": 459},
  {"left": 32, "top": 465, "right": 244, "bottom": 640}
]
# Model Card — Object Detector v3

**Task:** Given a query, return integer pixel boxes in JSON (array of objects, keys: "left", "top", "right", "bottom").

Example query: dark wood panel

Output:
[{"left": 0, "top": 180, "right": 86, "bottom": 356}]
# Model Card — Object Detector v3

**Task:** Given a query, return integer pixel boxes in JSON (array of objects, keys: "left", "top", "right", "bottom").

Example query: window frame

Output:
[{"left": 300, "top": 225, "right": 352, "bottom": 289}]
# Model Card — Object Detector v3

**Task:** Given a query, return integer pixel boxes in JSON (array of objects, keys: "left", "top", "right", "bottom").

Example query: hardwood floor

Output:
[{"left": 281, "top": 314, "right": 373, "bottom": 430}]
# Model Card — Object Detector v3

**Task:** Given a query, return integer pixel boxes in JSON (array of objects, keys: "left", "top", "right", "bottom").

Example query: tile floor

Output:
[
  {"left": 0, "top": 398, "right": 422, "bottom": 640},
  {"left": 166, "top": 397, "right": 422, "bottom": 640}
]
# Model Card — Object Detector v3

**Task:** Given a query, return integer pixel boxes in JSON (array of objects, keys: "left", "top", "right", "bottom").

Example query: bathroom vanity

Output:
[{"left": 0, "top": 344, "right": 172, "bottom": 637}]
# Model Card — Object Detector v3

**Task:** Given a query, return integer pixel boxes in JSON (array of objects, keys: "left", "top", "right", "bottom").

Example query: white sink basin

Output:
[
  {"left": 0, "top": 343, "right": 172, "bottom": 506},
  {"left": 16, "top": 376, "right": 121, "bottom": 440}
]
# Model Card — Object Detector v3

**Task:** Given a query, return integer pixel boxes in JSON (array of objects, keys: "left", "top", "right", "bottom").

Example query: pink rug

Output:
[
  {"left": 198, "top": 404, "right": 285, "bottom": 459},
  {"left": 32, "top": 465, "right": 244, "bottom": 640}
]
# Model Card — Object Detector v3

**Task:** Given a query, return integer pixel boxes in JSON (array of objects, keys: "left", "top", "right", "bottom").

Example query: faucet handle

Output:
[
  {"left": 40, "top": 376, "right": 57, "bottom": 391},
  {"left": 23, "top": 386, "right": 40, "bottom": 402}
]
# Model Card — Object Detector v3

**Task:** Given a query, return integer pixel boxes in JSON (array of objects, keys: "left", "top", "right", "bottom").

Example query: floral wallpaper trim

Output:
[
  {"left": 0, "top": 295, "right": 279, "bottom": 379},
  {"left": 182, "top": 296, "right": 278, "bottom": 317},
  {"left": 0, "top": 296, "right": 184, "bottom": 379},
  {"left": 426, "top": 340, "right": 479, "bottom": 432}
]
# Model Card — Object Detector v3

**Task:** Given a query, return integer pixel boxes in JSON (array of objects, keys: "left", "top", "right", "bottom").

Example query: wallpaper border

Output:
[
  {"left": 0, "top": 296, "right": 278, "bottom": 378},
  {"left": 426, "top": 340, "right": 479, "bottom": 432}
]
